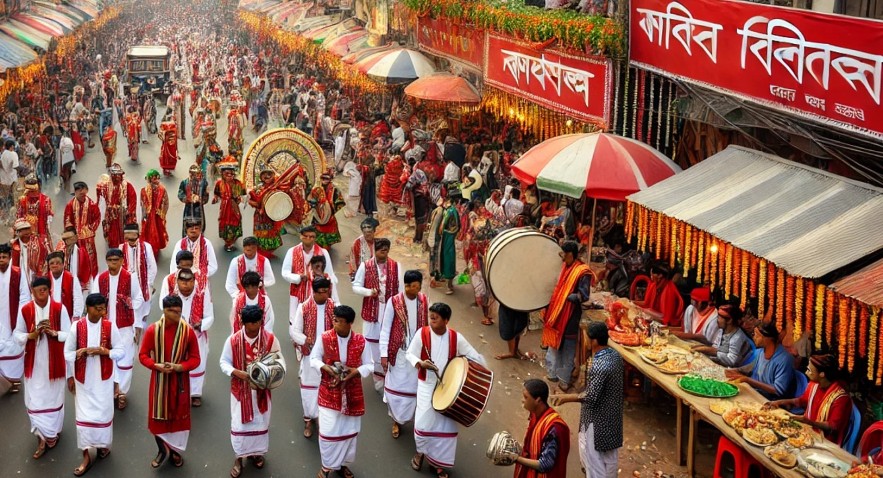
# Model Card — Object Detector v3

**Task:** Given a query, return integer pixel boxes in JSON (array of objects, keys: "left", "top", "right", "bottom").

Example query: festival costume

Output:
[
  {"left": 12, "top": 237, "right": 41, "bottom": 286},
  {"left": 178, "top": 177, "right": 209, "bottom": 236},
  {"left": 50, "top": 270, "right": 84, "bottom": 319},
  {"left": 93, "top": 269, "right": 144, "bottom": 395},
  {"left": 101, "top": 128, "right": 117, "bottom": 166},
  {"left": 224, "top": 253, "right": 276, "bottom": 299},
  {"left": 63, "top": 196, "right": 101, "bottom": 280},
  {"left": 353, "top": 258, "right": 403, "bottom": 391},
  {"left": 220, "top": 328, "right": 285, "bottom": 458},
  {"left": 230, "top": 291, "right": 275, "bottom": 334},
  {"left": 14, "top": 301, "right": 71, "bottom": 441},
  {"left": 138, "top": 316, "right": 201, "bottom": 453},
  {"left": 177, "top": 288, "right": 213, "bottom": 398},
  {"left": 0, "top": 265, "right": 29, "bottom": 381},
  {"left": 124, "top": 111, "right": 141, "bottom": 161},
  {"left": 214, "top": 178, "right": 246, "bottom": 244},
  {"left": 141, "top": 185, "right": 170, "bottom": 254},
  {"left": 249, "top": 183, "right": 283, "bottom": 253},
  {"left": 64, "top": 318, "right": 125, "bottom": 450},
  {"left": 435, "top": 205, "right": 460, "bottom": 281},
  {"left": 308, "top": 184, "right": 345, "bottom": 248},
  {"left": 406, "top": 326, "right": 485, "bottom": 470},
  {"left": 97, "top": 179, "right": 137, "bottom": 248},
  {"left": 55, "top": 240, "right": 92, "bottom": 292},
  {"left": 226, "top": 109, "right": 245, "bottom": 161},
  {"left": 348, "top": 235, "right": 374, "bottom": 279},
  {"left": 542, "top": 261, "right": 594, "bottom": 350},
  {"left": 158, "top": 120, "right": 178, "bottom": 171},
  {"left": 16, "top": 193, "right": 53, "bottom": 277},
  {"left": 799, "top": 381, "right": 853, "bottom": 445},
  {"left": 169, "top": 235, "right": 218, "bottom": 277},
  {"left": 379, "top": 157, "right": 407, "bottom": 205},
  {"left": 380, "top": 292, "right": 428, "bottom": 424},
  {"left": 641, "top": 279, "right": 685, "bottom": 327},
  {"left": 281, "top": 243, "right": 334, "bottom": 325},
  {"left": 290, "top": 297, "right": 335, "bottom": 420},
  {"left": 309, "top": 329, "right": 372, "bottom": 471},
  {"left": 514, "top": 407, "right": 571, "bottom": 478}
]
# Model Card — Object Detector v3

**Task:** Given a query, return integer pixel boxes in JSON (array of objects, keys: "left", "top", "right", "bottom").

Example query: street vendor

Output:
[
  {"left": 725, "top": 321, "right": 796, "bottom": 400},
  {"left": 764, "top": 354, "right": 852, "bottom": 446},
  {"left": 633, "top": 262, "right": 684, "bottom": 327},
  {"left": 692, "top": 303, "right": 753, "bottom": 368},
  {"left": 671, "top": 287, "right": 719, "bottom": 345}
]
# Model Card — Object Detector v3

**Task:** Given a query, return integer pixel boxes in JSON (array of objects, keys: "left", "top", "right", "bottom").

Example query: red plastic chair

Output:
[
  {"left": 858, "top": 421, "right": 883, "bottom": 463},
  {"left": 629, "top": 274, "right": 650, "bottom": 302},
  {"left": 713, "top": 436, "right": 767, "bottom": 478}
]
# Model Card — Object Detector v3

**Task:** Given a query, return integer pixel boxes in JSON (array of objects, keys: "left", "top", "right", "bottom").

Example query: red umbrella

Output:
[{"left": 404, "top": 73, "right": 481, "bottom": 104}]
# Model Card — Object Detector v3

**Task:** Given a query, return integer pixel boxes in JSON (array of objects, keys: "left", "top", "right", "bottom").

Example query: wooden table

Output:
[{"left": 609, "top": 341, "right": 858, "bottom": 477}]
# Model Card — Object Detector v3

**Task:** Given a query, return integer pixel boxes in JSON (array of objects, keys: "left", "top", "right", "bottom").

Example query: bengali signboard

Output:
[
  {"left": 629, "top": 0, "right": 883, "bottom": 139},
  {"left": 417, "top": 16, "right": 484, "bottom": 70},
  {"left": 484, "top": 33, "right": 612, "bottom": 127}
]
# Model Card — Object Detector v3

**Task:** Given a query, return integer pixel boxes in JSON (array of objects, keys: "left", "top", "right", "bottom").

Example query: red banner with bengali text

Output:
[
  {"left": 416, "top": 16, "right": 484, "bottom": 70},
  {"left": 629, "top": 0, "right": 883, "bottom": 139},
  {"left": 483, "top": 33, "right": 612, "bottom": 128}
]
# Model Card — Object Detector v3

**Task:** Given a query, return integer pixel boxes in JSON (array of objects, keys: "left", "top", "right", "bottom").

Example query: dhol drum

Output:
[
  {"left": 484, "top": 227, "right": 562, "bottom": 312},
  {"left": 431, "top": 357, "right": 494, "bottom": 427},
  {"left": 263, "top": 190, "right": 294, "bottom": 221},
  {"left": 486, "top": 431, "right": 522, "bottom": 465}
]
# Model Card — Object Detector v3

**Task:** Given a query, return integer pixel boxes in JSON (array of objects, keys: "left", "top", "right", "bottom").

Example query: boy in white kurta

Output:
[
  {"left": 220, "top": 304, "right": 286, "bottom": 477},
  {"left": 224, "top": 236, "right": 276, "bottom": 298},
  {"left": 171, "top": 268, "right": 214, "bottom": 407},
  {"left": 310, "top": 305, "right": 373, "bottom": 478},
  {"left": 120, "top": 223, "right": 157, "bottom": 322},
  {"left": 406, "top": 302, "right": 486, "bottom": 477},
  {"left": 281, "top": 226, "right": 334, "bottom": 329},
  {"left": 230, "top": 271, "right": 275, "bottom": 334},
  {"left": 64, "top": 293, "right": 125, "bottom": 476},
  {"left": 380, "top": 270, "right": 429, "bottom": 439},
  {"left": 14, "top": 277, "right": 71, "bottom": 459},
  {"left": 0, "top": 243, "right": 31, "bottom": 391},
  {"left": 168, "top": 221, "right": 218, "bottom": 277},
  {"left": 289, "top": 277, "right": 335, "bottom": 438}
]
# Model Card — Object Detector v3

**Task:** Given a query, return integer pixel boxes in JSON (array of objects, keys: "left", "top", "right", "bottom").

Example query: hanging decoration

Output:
[{"left": 480, "top": 86, "right": 596, "bottom": 141}]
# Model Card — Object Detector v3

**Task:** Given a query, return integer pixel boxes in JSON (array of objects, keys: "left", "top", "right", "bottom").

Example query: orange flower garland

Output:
[
  {"left": 825, "top": 288, "right": 835, "bottom": 348},
  {"left": 724, "top": 245, "right": 733, "bottom": 300},
  {"left": 775, "top": 268, "right": 785, "bottom": 330},
  {"left": 732, "top": 249, "right": 742, "bottom": 304},
  {"left": 684, "top": 225, "right": 693, "bottom": 277},
  {"left": 767, "top": 262, "right": 777, "bottom": 320},
  {"left": 871, "top": 307, "right": 881, "bottom": 384},
  {"left": 848, "top": 301, "right": 857, "bottom": 372},
  {"left": 794, "top": 277, "right": 804, "bottom": 343},
  {"left": 860, "top": 305, "right": 870, "bottom": 358},
  {"left": 814, "top": 284, "right": 825, "bottom": 350},
  {"left": 749, "top": 256, "right": 759, "bottom": 298},
  {"left": 838, "top": 297, "right": 848, "bottom": 369},
  {"left": 697, "top": 231, "right": 705, "bottom": 281},
  {"left": 805, "top": 281, "right": 815, "bottom": 334},
  {"left": 709, "top": 239, "right": 718, "bottom": 291},
  {"left": 625, "top": 203, "right": 634, "bottom": 239},
  {"left": 758, "top": 259, "right": 767, "bottom": 319},
  {"left": 740, "top": 251, "right": 749, "bottom": 310},
  {"left": 669, "top": 219, "right": 678, "bottom": 269}
]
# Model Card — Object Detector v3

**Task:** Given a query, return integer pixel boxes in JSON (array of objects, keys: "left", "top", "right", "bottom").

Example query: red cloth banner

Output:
[
  {"left": 416, "top": 16, "right": 484, "bottom": 70},
  {"left": 483, "top": 33, "right": 612, "bottom": 128},
  {"left": 629, "top": 0, "right": 883, "bottom": 139}
]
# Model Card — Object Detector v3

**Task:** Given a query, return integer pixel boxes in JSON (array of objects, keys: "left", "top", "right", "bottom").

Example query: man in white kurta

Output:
[
  {"left": 224, "top": 236, "right": 275, "bottom": 298},
  {"left": 159, "top": 251, "right": 210, "bottom": 303},
  {"left": 230, "top": 271, "right": 275, "bottom": 334},
  {"left": 406, "top": 302, "right": 486, "bottom": 475},
  {"left": 173, "top": 268, "right": 214, "bottom": 406},
  {"left": 92, "top": 248, "right": 144, "bottom": 408},
  {"left": 121, "top": 224, "right": 157, "bottom": 322},
  {"left": 281, "top": 226, "right": 334, "bottom": 327},
  {"left": 353, "top": 238, "right": 403, "bottom": 392},
  {"left": 309, "top": 305, "right": 373, "bottom": 477},
  {"left": 380, "top": 270, "right": 429, "bottom": 438},
  {"left": 64, "top": 293, "right": 125, "bottom": 475},
  {"left": 14, "top": 277, "right": 71, "bottom": 459},
  {"left": 0, "top": 243, "right": 31, "bottom": 389},
  {"left": 289, "top": 277, "right": 335, "bottom": 438},
  {"left": 168, "top": 221, "right": 218, "bottom": 277},
  {"left": 48, "top": 251, "right": 84, "bottom": 319},
  {"left": 220, "top": 304, "right": 286, "bottom": 476}
]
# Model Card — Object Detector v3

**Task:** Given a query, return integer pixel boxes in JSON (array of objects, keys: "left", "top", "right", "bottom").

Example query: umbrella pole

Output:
[{"left": 586, "top": 197, "right": 597, "bottom": 264}]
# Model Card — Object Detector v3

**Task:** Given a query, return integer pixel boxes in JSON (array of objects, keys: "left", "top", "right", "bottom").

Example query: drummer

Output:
[{"left": 406, "top": 302, "right": 486, "bottom": 478}]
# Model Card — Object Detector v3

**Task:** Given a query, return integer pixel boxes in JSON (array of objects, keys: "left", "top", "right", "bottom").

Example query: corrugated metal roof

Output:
[
  {"left": 830, "top": 259, "right": 883, "bottom": 307},
  {"left": 627, "top": 146, "right": 883, "bottom": 279}
]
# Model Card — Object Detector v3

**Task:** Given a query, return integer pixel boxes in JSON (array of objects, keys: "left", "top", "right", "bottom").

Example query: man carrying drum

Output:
[{"left": 405, "top": 302, "right": 486, "bottom": 478}]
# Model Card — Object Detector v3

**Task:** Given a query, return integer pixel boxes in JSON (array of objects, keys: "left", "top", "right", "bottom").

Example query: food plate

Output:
[
  {"left": 774, "top": 419, "right": 804, "bottom": 438},
  {"left": 639, "top": 350, "right": 667, "bottom": 365},
  {"left": 786, "top": 429, "right": 820, "bottom": 449},
  {"left": 765, "top": 442, "right": 798, "bottom": 469},
  {"left": 657, "top": 358, "right": 691, "bottom": 375},
  {"left": 709, "top": 399, "right": 735, "bottom": 415},
  {"left": 797, "top": 448, "right": 850, "bottom": 478},
  {"left": 847, "top": 464, "right": 883, "bottom": 478},
  {"left": 742, "top": 427, "right": 779, "bottom": 447},
  {"left": 677, "top": 375, "right": 740, "bottom": 398}
]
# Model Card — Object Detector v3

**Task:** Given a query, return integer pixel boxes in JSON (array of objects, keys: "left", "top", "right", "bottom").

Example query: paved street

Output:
[{"left": 0, "top": 107, "right": 575, "bottom": 477}]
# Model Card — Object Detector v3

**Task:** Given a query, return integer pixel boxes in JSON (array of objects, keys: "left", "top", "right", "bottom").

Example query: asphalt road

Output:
[{"left": 0, "top": 103, "right": 582, "bottom": 477}]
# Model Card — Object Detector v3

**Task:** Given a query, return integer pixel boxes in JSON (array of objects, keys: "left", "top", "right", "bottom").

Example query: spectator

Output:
[{"left": 726, "top": 320, "right": 796, "bottom": 400}]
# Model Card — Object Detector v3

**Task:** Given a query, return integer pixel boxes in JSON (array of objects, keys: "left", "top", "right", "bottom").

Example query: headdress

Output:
[
  {"left": 109, "top": 163, "right": 124, "bottom": 175},
  {"left": 145, "top": 169, "right": 161, "bottom": 179},
  {"left": 14, "top": 219, "right": 31, "bottom": 231}
]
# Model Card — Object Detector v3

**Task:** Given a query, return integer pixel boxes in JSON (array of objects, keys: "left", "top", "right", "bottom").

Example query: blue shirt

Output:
[{"left": 750, "top": 345, "right": 796, "bottom": 400}]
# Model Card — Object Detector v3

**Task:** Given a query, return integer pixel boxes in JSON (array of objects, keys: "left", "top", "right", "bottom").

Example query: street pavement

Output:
[{"left": 0, "top": 105, "right": 581, "bottom": 477}]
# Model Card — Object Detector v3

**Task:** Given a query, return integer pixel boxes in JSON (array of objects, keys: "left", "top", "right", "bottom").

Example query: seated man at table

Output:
[
  {"left": 692, "top": 303, "right": 752, "bottom": 368},
  {"left": 634, "top": 262, "right": 684, "bottom": 327},
  {"left": 764, "top": 354, "right": 852, "bottom": 446},
  {"left": 724, "top": 321, "right": 796, "bottom": 400},
  {"left": 672, "top": 287, "right": 719, "bottom": 345}
]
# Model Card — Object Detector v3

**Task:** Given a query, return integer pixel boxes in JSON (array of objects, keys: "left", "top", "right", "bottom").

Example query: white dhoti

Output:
[
  {"left": 24, "top": 367, "right": 66, "bottom": 440},
  {"left": 114, "top": 326, "right": 135, "bottom": 394},
  {"left": 363, "top": 321, "right": 383, "bottom": 392},
  {"left": 190, "top": 332, "right": 209, "bottom": 397},
  {"left": 384, "top": 349, "right": 418, "bottom": 424},
  {"left": 230, "top": 391, "right": 271, "bottom": 458},
  {"left": 299, "top": 356, "right": 320, "bottom": 419},
  {"left": 414, "top": 381, "right": 457, "bottom": 469},
  {"left": 288, "top": 297, "right": 302, "bottom": 330},
  {"left": 158, "top": 431, "right": 190, "bottom": 453},
  {"left": 318, "top": 406, "right": 361, "bottom": 470},
  {"left": 0, "top": 349, "right": 23, "bottom": 381},
  {"left": 74, "top": 373, "right": 115, "bottom": 449}
]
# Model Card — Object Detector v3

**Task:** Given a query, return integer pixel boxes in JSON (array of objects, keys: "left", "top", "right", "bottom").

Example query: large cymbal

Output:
[{"left": 241, "top": 127, "right": 326, "bottom": 190}]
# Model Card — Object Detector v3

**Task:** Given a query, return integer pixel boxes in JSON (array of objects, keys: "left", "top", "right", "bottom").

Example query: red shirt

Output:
[
  {"left": 798, "top": 381, "right": 852, "bottom": 446},
  {"left": 642, "top": 279, "right": 685, "bottom": 327}
]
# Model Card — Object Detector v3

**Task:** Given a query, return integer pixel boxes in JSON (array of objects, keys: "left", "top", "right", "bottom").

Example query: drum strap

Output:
[
  {"left": 418, "top": 326, "right": 457, "bottom": 381},
  {"left": 231, "top": 329, "right": 272, "bottom": 424}
]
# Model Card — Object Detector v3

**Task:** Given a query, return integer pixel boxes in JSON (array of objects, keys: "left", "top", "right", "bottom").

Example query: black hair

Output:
[
  {"left": 334, "top": 305, "right": 356, "bottom": 323},
  {"left": 309, "top": 255, "right": 327, "bottom": 267},
  {"left": 374, "top": 238, "right": 391, "bottom": 251},
  {"left": 587, "top": 321, "right": 609, "bottom": 345},
  {"left": 404, "top": 270, "right": 423, "bottom": 285},
  {"left": 106, "top": 248, "right": 123, "bottom": 259},
  {"left": 243, "top": 236, "right": 259, "bottom": 247},
  {"left": 163, "top": 294, "right": 183, "bottom": 309},
  {"left": 177, "top": 268, "right": 195, "bottom": 282},
  {"left": 241, "top": 271, "right": 262, "bottom": 287},
  {"left": 241, "top": 305, "right": 264, "bottom": 324},
  {"left": 73, "top": 181, "right": 88, "bottom": 191},
  {"left": 524, "top": 378, "right": 549, "bottom": 404},
  {"left": 176, "top": 250, "right": 194, "bottom": 264},
  {"left": 85, "top": 293, "right": 108, "bottom": 307},
  {"left": 31, "top": 276, "right": 51, "bottom": 289},
  {"left": 312, "top": 277, "right": 331, "bottom": 292},
  {"left": 300, "top": 225, "right": 317, "bottom": 236},
  {"left": 46, "top": 251, "right": 65, "bottom": 263},
  {"left": 561, "top": 241, "right": 580, "bottom": 257},
  {"left": 429, "top": 302, "right": 452, "bottom": 320},
  {"left": 0, "top": 243, "right": 10, "bottom": 255}
]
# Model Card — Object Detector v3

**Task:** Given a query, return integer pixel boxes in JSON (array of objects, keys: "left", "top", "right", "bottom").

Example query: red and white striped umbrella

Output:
[
  {"left": 512, "top": 133, "right": 681, "bottom": 200},
  {"left": 354, "top": 48, "right": 435, "bottom": 84}
]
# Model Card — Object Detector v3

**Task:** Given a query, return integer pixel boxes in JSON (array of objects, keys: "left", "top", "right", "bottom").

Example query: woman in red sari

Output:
[
  {"left": 212, "top": 158, "right": 246, "bottom": 251},
  {"left": 141, "top": 170, "right": 169, "bottom": 257},
  {"left": 247, "top": 170, "right": 283, "bottom": 257},
  {"left": 158, "top": 113, "right": 179, "bottom": 176}
]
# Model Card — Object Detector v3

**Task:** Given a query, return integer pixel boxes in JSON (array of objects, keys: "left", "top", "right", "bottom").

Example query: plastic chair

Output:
[
  {"left": 629, "top": 274, "right": 650, "bottom": 302},
  {"left": 857, "top": 421, "right": 883, "bottom": 462},
  {"left": 713, "top": 436, "right": 766, "bottom": 478},
  {"left": 843, "top": 403, "right": 863, "bottom": 455}
]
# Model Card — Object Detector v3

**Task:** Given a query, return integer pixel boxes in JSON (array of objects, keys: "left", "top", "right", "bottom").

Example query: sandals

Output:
[
  {"left": 191, "top": 397, "right": 202, "bottom": 407},
  {"left": 338, "top": 466, "right": 355, "bottom": 478},
  {"left": 170, "top": 451, "right": 184, "bottom": 467},
  {"left": 73, "top": 448, "right": 97, "bottom": 476},
  {"left": 410, "top": 453, "right": 424, "bottom": 471},
  {"left": 33, "top": 438, "right": 47, "bottom": 459},
  {"left": 116, "top": 394, "right": 128, "bottom": 410},
  {"left": 481, "top": 318, "right": 494, "bottom": 326},
  {"left": 391, "top": 422, "right": 401, "bottom": 439},
  {"left": 97, "top": 448, "right": 111, "bottom": 459},
  {"left": 304, "top": 419, "right": 314, "bottom": 439},
  {"left": 435, "top": 468, "right": 449, "bottom": 478},
  {"left": 230, "top": 458, "right": 243, "bottom": 478},
  {"left": 150, "top": 446, "right": 169, "bottom": 468},
  {"left": 250, "top": 455, "right": 265, "bottom": 469},
  {"left": 317, "top": 468, "right": 332, "bottom": 478}
]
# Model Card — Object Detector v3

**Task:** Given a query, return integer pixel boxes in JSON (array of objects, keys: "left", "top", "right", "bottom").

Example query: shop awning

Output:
[
  {"left": 32, "top": 1, "right": 88, "bottom": 24},
  {"left": 0, "top": 32, "right": 39, "bottom": 69},
  {"left": 830, "top": 259, "right": 883, "bottom": 307},
  {"left": 0, "top": 21, "right": 52, "bottom": 50},
  {"left": 627, "top": 145, "right": 883, "bottom": 279},
  {"left": 14, "top": 13, "right": 69, "bottom": 36}
]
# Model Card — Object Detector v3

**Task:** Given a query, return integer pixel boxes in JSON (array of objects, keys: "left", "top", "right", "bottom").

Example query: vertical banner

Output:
[{"left": 416, "top": 16, "right": 484, "bottom": 70}]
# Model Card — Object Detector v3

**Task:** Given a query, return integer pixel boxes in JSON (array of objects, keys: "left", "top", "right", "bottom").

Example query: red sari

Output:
[
  {"left": 159, "top": 121, "right": 178, "bottom": 171},
  {"left": 642, "top": 279, "right": 685, "bottom": 327},
  {"left": 141, "top": 184, "right": 169, "bottom": 254}
]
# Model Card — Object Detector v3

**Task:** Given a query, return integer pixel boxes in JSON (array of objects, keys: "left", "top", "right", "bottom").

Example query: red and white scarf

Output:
[
  {"left": 6, "top": 266, "right": 21, "bottom": 330},
  {"left": 231, "top": 329, "right": 273, "bottom": 423},
  {"left": 179, "top": 236, "right": 209, "bottom": 275},
  {"left": 289, "top": 243, "right": 323, "bottom": 301},
  {"left": 236, "top": 255, "right": 265, "bottom": 292},
  {"left": 22, "top": 301, "right": 66, "bottom": 380},
  {"left": 317, "top": 330, "right": 366, "bottom": 416},
  {"left": 417, "top": 326, "right": 458, "bottom": 381},
  {"left": 74, "top": 318, "right": 113, "bottom": 383},
  {"left": 232, "top": 292, "right": 267, "bottom": 332},
  {"left": 387, "top": 292, "right": 429, "bottom": 366},
  {"left": 361, "top": 258, "right": 399, "bottom": 323},
  {"left": 50, "top": 271, "right": 76, "bottom": 318},
  {"left": 99, "top": 269, "right": 134, "bottom": 328},
  {"left": 301, "top": 298, "right": 335, "bottom": 356},
  {"left": 180, "top": 289, "right": 207, "bottom": 331},
  {"left": 122, "top": 240, "right": 150, "bottom": 301}
]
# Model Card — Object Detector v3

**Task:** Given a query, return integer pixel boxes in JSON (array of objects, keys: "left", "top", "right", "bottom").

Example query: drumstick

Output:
[{"left": 421, "top": 342, "right": 441, "bottom": 379}]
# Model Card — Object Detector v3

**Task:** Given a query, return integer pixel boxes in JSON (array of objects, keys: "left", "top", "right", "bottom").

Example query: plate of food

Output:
[
  {"left": 742, "top": 427, "right": 779, "bottom": 447},
  {"left": 709, "top": 399, "right": 735, "bottom": 415},
  {"left": 798, "top": 448, "right": 851, "bottom": 478},
  {"left": 639, "top": 349, "right": 668, "bottom": 364},
  {"left": 786, "top": 429, "right": 820, "bottom": 449},
  {"left": 847, "top": 464, "right": 883, "bottom": 478},
  {"left": 774, "top": 418, "right": 804, "bottom": 438},
  {"left": 678, "top": 375, "right": 740, "bottom": 398},
  {"left": 658, "top": 357, "right": 691, "bottom": 374},
  {"left": 765, "top": 442, "right": 798, "bottom": 468}
]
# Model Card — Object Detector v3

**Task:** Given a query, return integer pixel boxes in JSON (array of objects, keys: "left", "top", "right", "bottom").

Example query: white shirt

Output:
[
  {"left": 0, "top": 149, "right": 19, "bottom": 186},
  {"left": 179, "top": 289, "right": 214, "bottom": 332},
  {"left": 442, "top": 162, "right": 460, "bottom": 183},
  {"left": 91, "top": 270, "right": 145, "bottom": 330},
  {"left": 281, "top": 244, "right": 335, "bottom": 290},
  {"left": 230, "top": 292, "right": 275, "bottom": 333},
  {"left": 51, "top": 272, "right": 84, "bottom": 318},
  {"left": 352, "top": 260, "right": 405, "bottom": 304},
  {"left": 225, "top": 254, "right": 276, "bottom": 298},
  {"left": 220, "top": 331, "right": 286, "bottom": 377},
  {"left": 309, "top": 331, "right": 373, "bottom": 377},
  {"left": 168, "top": 235, "right": 218, "bottom": 277},
  {"left": 14, "top": 300, "right": 71, "bottom": 352},
  {"left": 405, "top": 327, "right": 486, "bottom": 386},
  {"left": 123, "top": 241, "right": 157, "bottom": 314},
  {"left": 0, "top": 266, "right": 30, "bottom": 355},
  {"left": 379, "top": 294, "right": 420, "bottom": 359},
  {"left": 290, "top": 300, "right": 329, "bottom": 353}
]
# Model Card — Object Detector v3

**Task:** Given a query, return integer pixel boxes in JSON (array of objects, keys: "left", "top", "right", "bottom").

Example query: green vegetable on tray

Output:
[{"left": 677, "top": 375, "right": 739, "bottom": 398}]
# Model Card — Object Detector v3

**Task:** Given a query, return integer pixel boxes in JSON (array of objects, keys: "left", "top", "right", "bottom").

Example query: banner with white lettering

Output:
[
  {"left": 630, "top": 0, "right": 883, "bottom": 139},
  {"left": 417, "top": 17, "right": 484, "bottom": 70},
  {"left": 484, "top": 33, "right": 612, "bottom": 128}
]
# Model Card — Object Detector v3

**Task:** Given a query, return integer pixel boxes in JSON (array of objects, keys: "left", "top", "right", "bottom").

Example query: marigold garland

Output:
[
  {"left": 718, "top": 242, "right": 726, "bottom": 294},
  {"left": 847, "top": 301, "right": 857, "bottom": 373},
  {"left": 709, "top": 238, "right": 719, "bottom": 292},
  {"left": 650, "top": 212, "right": 658, "bottom": 258},
  {"left": 838, "top": 297, "right": 848, "bottom": 369},
  {"left": 825, "top": 288, "right": 835, "bottom": 348},
  {"left": 767, "top": 261, "right": 776, "bottom": 321},
  {"left": 794, "top": 277, "right": 804, "bottom": 343},
  {"left": 860, "top": 305, "right": 870, "bottom": 358},
  {"left": 740, "top": 251, "right": 749, "bottom": 310},
  {"left": 697, "top": 231, "right": 705, "bottom": 281},
  {"left": 684, "top": 225, "right": 693, "bottom": 277},
  {"left": 785, "top": 275, "right": 795, "bottom": 334},
  {"left": 749, "top": 256, "right": 759, "bottom": 298},
  {"left": 758, "top": 259, "right": 767, "bottom": 319},
  {"left": 806, "top": 281, "right": 816, "bottom": 336},
  {"left": 775, "top": 268, "right": 785, "bottom": 331},
  {"left": 732, "top": 248, "right": 742, "bottom": 303},
  {"left": 871, "top": 307, "right": 881, "bottom": 384},
  {"left": 625, "top": 203, "right": 634, "bottom": 239},
  {"left": 814, "top": 284, "right": 825, "bottom": 350},
  {"left": 724, "top": 245, "right": 733, "bottom": 300}
]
